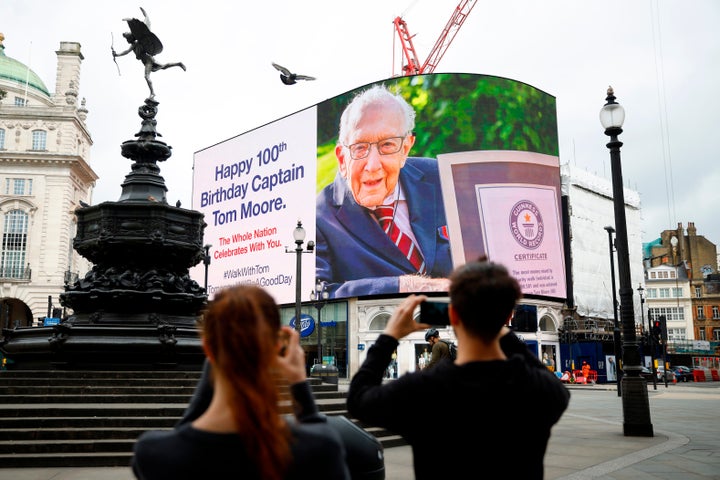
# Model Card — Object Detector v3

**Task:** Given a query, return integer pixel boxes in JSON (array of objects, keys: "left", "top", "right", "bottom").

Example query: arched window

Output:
[
  {"left": 368, "top": 312, "right": 391, "bottom": 331},
  {"left": 0, "top": 128, "right": 5, "bottom": 149},
  {"left": 31, "top": 130, "right": 47, "bottom": 150},
  {"left": 539, "top": 315, "right": 556, "bottom": 332},
  {"left": 1, "top": 210, "right": 29, "bottom": 278}
]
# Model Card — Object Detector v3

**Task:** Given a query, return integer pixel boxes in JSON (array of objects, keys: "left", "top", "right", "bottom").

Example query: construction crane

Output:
[{"left": 393, "top": 0, "right": 478, "bottom": 76}]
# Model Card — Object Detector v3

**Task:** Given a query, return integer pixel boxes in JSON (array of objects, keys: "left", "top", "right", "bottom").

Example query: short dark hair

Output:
[{"left": 448, "top": 259, "right": 522, "bottom": 340}]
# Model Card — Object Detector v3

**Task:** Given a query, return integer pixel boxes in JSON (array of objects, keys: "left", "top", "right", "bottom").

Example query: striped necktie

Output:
[{"left": 373, "top": 205, "right": 426, "bottom": 274}]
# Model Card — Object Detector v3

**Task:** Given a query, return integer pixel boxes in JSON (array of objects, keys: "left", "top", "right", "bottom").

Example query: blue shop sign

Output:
[{"left": 290, "top": 313, "right": 316, "bottom": 337}]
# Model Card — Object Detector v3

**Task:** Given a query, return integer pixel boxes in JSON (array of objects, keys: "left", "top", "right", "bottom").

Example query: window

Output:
[
  {"left": 1, "top": 209, "right": 29, "bottom": 278},
  {"left": 667, "top": 328, "right": 686, "bottom": 341},
  {"left": 698, "top": 329, "right": 706, "bottom": 340},
  {"left": 648, "top": 306, "right": 684, "bottom": 322},
  {"left": 368, "top": 312, "right": 391, "bottom": 331},
  {"left": 4, "top": 178, "right": 32, "bottom": 196},
  {"left": 650, "top": 272, "right": 657, "bottom": 279},
  {"left": 669, "top": 271, "right": 676, "bottom": 279},
  {"left": 695, "top": 286, "right": 702, "bottom": 298},
  {"left": 659, "top": 288, "right": 670, "bottom": 298},
  {"left": 31, "top": 130, "right": 46, "bottom": 150},
  {"left": 0, "top": 128, "right": 5, "bottom": 149},
  {"left": 647, "top": 288, "right": 657, "bottom": 299},
  {"left": 713, "top": 306, "right": 720, "bottom": 319},
  {"left": 14, "top": 97, "right": 26, "bottom": 106},
  {"left": 714, "top": 329, "right": 720, "bottom": 342},
  {"left": 696, "top": 306, "right": 705, "bottom": 319},
  {"left": 671, "top": 288, "right": 682, "bottom": 298}
]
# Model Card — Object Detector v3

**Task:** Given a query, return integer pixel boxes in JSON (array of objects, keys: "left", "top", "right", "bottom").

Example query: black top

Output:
[
  {"left": 132, "top": 361, "right": 350, "bottom": 480},
  {"left": 347, "top": 332, "right": 570, "bottom": 480}
]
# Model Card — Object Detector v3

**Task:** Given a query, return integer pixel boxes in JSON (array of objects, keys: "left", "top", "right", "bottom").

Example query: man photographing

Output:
[{"left": 347, "top": 258, "right": 570, "bottom": 479}]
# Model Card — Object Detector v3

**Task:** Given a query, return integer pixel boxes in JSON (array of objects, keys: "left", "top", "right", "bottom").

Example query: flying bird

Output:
[{"left": 271, "top": 62, "right": 316, "bottom": 85}]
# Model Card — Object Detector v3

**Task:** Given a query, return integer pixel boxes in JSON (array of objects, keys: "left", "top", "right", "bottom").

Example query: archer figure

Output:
[{"left": 112, "top": 7, "right": 186, "bottom": 99}]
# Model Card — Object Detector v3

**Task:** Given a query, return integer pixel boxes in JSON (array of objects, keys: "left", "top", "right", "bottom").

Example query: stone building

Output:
[
  {"left": 645, "top": 222, "right": 719, "bottom": 342},
  {"left": 0, "top": 34, "right": 96, "bottom": 328},
  {"left": 643, "top": 263, "right": 693, "bottom": 341}
]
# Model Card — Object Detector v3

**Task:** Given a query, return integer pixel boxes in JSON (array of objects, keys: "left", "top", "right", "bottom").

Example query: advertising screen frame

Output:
[{"left": 192, "top": 73, "right": 565, "bottom": 305}]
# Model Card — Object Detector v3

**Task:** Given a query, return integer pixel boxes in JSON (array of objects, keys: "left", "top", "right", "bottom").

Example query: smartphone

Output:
[{"left": 419, "top": 300, "right": 451, "bottom": 326}]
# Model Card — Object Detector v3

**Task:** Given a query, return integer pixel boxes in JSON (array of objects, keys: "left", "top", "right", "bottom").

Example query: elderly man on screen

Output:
[{"left": 316, "top": 85, "right": 452, "bottom": 298}]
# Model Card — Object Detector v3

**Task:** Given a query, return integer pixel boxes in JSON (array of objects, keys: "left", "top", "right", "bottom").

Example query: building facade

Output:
[
  {"left": 556, "top": 163, "right": 644, "bottom": 378},
  {"left": 644, "top": 263, "right": 692, "bottom": 341},
  {"left": 643, "top": 223, "right": 720, "bottom": 367},
  {"left": 646, "top": 223, "right": 720, "bottom": 342},
  {"left": 0, "top": 34, "right": 96, "bottom": 329}
]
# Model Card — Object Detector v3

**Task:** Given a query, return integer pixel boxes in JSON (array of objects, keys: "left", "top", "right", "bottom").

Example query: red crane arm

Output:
[
  {"left": 421, "top": 0, "right": 478, "bottom": 74},
  {"left": 394, "top": 0, "right": 478, "bottom": 76},
  {"left": 393, "top": 16, "right": 423, "bottom": 76}
]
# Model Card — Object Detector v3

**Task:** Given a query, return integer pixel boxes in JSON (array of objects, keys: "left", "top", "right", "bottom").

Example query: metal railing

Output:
[{"left": 0, "top": 265, "right": 31, "bottom": 281}]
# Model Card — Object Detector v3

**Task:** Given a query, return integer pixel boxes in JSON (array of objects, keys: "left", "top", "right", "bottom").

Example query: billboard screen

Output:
[{"left": 192, "top": 73, "right": 565, "bottom": 304}]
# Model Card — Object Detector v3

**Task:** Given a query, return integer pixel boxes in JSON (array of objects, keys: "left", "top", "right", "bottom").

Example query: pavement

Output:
[{"left": 1, "top": 380, "right": 719, "bottom": 479}]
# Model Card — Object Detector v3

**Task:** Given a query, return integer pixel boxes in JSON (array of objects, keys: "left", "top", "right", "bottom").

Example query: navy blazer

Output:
[{"left": 316, "top": 157, "right": 453, "bottom": 298}]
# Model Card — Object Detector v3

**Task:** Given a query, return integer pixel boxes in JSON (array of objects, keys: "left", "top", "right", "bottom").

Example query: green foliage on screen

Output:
[{"left": 316, "top": 73, "right": 558, "bottom": 193}]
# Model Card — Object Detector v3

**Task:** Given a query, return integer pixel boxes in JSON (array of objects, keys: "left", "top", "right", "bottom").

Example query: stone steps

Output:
[{"left": 0, "top": 369, "right": 405, "bottom": 468}]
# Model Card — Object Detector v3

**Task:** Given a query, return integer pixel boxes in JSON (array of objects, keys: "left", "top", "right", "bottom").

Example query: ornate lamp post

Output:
[
  {"left": 286, "top": 221, "right": 314, "bottom": 334},
  {"left": 600, "top": 87, "right": 653, "bottom": 436},
  {"left": 604, "top": 225, "right": 622, "bottom": 396},
  {"left": 203, "top": 244, "right": 212, "bottom": 293},
  {"left": 310, "top": 278, "right": 329, "bottom": 365}
]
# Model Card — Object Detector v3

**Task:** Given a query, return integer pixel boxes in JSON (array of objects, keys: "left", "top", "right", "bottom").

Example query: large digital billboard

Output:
[{"left": 192, "top": 73, "right": 565, "bottom": 304}]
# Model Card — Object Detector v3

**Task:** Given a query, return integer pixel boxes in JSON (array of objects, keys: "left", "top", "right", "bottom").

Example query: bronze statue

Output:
[{"left": 112, "top": 7, "right": 185, "bottom": 99}]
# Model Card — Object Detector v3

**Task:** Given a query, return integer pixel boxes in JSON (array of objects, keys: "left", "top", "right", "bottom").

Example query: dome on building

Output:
[{"left": 0, "top": 33, "right": 51, "bottom": 97}]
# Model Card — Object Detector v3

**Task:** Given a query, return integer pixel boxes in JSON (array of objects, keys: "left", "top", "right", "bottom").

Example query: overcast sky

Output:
[{"left": 2, "top": 0, "right": 719, "bottom": 247}]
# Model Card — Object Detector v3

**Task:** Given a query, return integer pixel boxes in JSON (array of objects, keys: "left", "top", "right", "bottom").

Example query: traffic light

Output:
[
  {"left": 657, "top": 315, "right": 668, "bottom": 341},
  {"left": 652, "top": 320, "right": 662, "bottom": 342}
]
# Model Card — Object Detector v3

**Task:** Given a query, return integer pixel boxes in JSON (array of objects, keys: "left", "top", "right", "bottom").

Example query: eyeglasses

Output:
[{"left": 343, "top": 136, "right": 406, "bottom": 160}]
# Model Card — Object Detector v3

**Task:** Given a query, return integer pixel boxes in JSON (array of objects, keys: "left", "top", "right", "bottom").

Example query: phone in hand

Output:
[{"left": 419, "top": 300, "right": 451, "bottom": 326}]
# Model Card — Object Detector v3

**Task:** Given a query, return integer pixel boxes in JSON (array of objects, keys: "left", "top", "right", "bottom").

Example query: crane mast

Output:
[{"left": 393, "top": 0, "right": 478, "bottom": 76}]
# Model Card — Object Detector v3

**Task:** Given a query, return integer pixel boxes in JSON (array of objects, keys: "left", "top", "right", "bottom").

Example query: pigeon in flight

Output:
[{"left": 272, "top": 62, "right": 316, "bottom": 85}]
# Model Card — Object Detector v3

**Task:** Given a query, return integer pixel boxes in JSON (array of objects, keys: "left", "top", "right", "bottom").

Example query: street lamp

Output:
[
  {"left": 604, "top": 225, "right": 623, "bottom": 396},
  {"left": 601, "top": 87, "right": 653, "bottom": 437},
  {"left": 637, "top": 284, "right": 656, "bottom": 390},
  {"left": 286, "top": 220, "right": 315, "bottom": 334},
  {"left": 310, "top": 278, "right": 329, "bottom": 365},
  {"left": 203, "top": 244, "right": 212, "bottom": 294}
]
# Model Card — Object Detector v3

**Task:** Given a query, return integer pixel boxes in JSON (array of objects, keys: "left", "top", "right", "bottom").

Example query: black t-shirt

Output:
[{"left": 347, "top": 332, "right": 570, "bottom": 480}]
